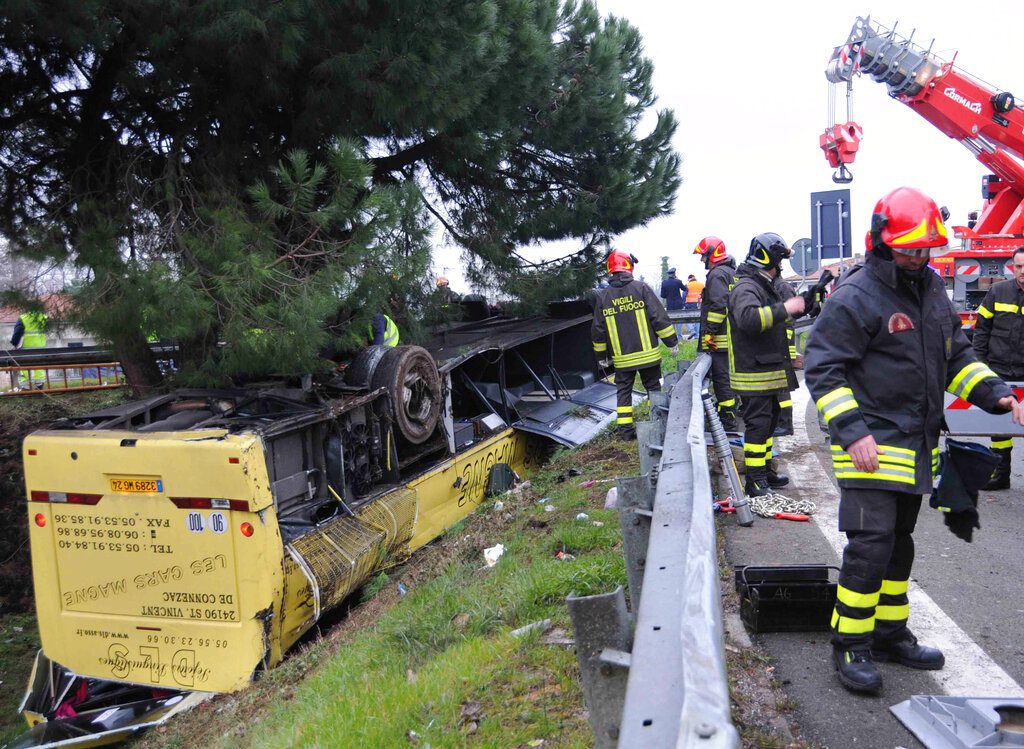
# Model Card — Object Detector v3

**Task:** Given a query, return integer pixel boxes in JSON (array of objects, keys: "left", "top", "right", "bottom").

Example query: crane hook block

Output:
[
  {"left": 820, "top": 122, "right": 863, "bottom": 170},
  {"left": 832, "top": 164, "right": 854, "bottom": 184}
]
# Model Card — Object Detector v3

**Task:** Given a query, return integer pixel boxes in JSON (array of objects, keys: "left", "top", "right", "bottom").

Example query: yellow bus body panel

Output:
[
  {"left": 25, "top": 429, "right": 282, "bottom": 693},
  {"left": 406, "top": 429, "right": 538, "bottom": 551},
  {"left": 24, "top": 425, "right": 543, "bottom": 694}
]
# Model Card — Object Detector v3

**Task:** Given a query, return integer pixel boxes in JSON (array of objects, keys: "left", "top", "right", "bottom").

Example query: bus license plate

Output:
[{"left": 110, "top": 478, "right": 163, "bottom": 493}]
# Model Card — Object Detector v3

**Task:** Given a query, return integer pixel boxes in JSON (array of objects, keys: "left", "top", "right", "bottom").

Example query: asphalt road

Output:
[{"left": 721, "top": 379, "right": 1024, "bottom": 749}]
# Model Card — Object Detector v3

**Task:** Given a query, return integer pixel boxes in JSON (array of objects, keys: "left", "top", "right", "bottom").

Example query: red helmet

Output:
[
  {"left": 606, "top": 250, "right": 634, "bottom": 274},
  {"left": 871, "top": 187, "right": 949, "bottom": 255},
  {"left": 694, "top": 236, "right": 728, "bottom": 266}
]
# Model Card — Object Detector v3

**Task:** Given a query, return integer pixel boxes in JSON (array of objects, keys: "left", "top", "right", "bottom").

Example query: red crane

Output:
[{"left": 822, "top": 17, "right": 1024, "bottom": 327}]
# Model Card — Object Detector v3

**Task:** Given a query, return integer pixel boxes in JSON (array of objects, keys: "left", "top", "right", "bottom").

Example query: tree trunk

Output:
[{"left": 115, "top": 332, "right": 164, "bottom": 397}]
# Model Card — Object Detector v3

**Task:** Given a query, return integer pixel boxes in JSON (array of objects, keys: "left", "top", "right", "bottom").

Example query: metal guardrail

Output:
[{"left": 566, "top": 354, "right": 738, "bottom": 748}]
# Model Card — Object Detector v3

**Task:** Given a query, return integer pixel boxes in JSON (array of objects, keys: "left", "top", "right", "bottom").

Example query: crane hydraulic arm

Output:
[{"left": 822, "top": 17, "right": 1024, "bottom": 245}]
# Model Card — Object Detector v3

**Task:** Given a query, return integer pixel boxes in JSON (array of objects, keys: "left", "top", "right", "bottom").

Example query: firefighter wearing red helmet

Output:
[
  {"left": 728, "top": 233, "right": 805, "bottom": 495},
  {"left": 694, "top": 236, "right": 739, "bottom": 430},
  {"left": 805, "top": 186, "right": 1024, "bottom": 695},
  {"left": 592, "top": 250, "right": 679, "bottom": 440}
]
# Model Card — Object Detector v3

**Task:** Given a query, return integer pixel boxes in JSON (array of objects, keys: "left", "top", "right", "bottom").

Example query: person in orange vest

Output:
[{"left": 684, "top": 274, "right": 704, "bottom": 338}]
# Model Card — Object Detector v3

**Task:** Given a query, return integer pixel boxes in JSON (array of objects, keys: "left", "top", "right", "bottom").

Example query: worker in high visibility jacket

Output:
[
  {"left": 728, "top": 234, "right": 805, "bottom": 495},
  {"left": 368, "top": 313, "right": 400, "bottom": 347},
  {"left": 11, "top": 310, "right": 48, "bottom": 388},
  {"left": 684, "top": 274, "right": 704, "bottom": 338},
  {"left": 773, "top": 275, "right": 799, "bottom": 436},
  {"left": 694, "top": 236, "right": 738, "bottom": 431},
  {"left": 805, "top": 187, "right": 1024, "bottom": 695},
  {"left": 972, "top": 245, "right": 1024, "bottom": 490},
  {"left": 592, "top": 250, "right": 679, "bottom": 440}
]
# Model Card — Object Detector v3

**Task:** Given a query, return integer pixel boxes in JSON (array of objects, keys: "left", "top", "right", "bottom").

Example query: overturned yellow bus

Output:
[{"left": 15, "top": 310, "right": 624, "bottom": 746}]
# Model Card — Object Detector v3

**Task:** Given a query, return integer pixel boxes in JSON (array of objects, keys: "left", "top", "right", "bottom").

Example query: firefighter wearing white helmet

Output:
[
  {"left": 805, "top": 186, "right": 1024, "bottom": 695},
  {"left": 592, "top": 250, "right": 679, "bottom": 440}
]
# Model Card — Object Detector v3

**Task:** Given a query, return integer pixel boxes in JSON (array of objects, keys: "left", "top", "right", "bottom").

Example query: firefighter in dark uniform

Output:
[
  {"left": 972, "top": 245, "right": 1024, "bottom": 490},
  {"left": 694, "top": 236, "right": 739, "bottom": 431},
  {"left": 592, "top": 250, "right": 679, "bottom": 440},
  {"left": 805, "top": 187, "right": 1024, "bottom": 694},
  {"left": 728, "top": 233, "right": 805, "bottom": 495},
  {"left": 773, "top": 275, "right": 799, "bottom": 436}
]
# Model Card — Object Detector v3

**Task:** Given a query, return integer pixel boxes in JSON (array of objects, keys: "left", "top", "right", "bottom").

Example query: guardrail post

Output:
[
  {"left": 566, "top": 586, "right": 632, "bottom": 748},
  {"left": 648, "top": 390, "right": 670, "bottom": 431},
  {"left": 617, "top": 475, "right": 655, "bottom": 611},
  {"left": 636, "top": 421, "right": 662, "bottom": 480}
]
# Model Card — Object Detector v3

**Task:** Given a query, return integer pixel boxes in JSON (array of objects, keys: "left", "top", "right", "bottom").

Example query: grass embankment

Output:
[
  {"left": 0, "top": 389, "right": 131, "bottom": 746},
  {"left": 139, "top": 435, "right": 641, "bottom": 749}
]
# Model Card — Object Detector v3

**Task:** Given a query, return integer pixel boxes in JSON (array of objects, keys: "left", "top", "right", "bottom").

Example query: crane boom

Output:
[
  {"left": 822, "top": 17, "right": 1024, "bottom": 329},
  {"left": 823, "top": 16, "right": 1024, "bottom": 246}
]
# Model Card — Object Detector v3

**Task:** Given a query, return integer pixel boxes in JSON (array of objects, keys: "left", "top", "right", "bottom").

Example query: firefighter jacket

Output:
[
  {"left": 592, "top": 272, "right": 678, "bottom": 371},
  {"left": 698, "top": 258, "right": 736, "bottom": 353},
  {"left": 774, "top": 276, "right": 798, "bottom": 361},
  {"left": 727, "top": 264, "right": 797, "bottom": 395},
  {"left": 973, "top": 279, "right": 1024, "bottom": 379},
  {"left": 805, "top": 253, "right": 1012, "bottom": 494}
]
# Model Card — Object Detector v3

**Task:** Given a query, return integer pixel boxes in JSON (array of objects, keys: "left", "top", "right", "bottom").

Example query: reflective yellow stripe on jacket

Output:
[
  {"left": 829, "top": 444, "right": 917, "bottom": 485},
  {"left": 730, "top": 369, "right": 788, "bottom": 392},
  {"left": 947, "top": 361, "right": 999, "bottom": 401},
  {"left": 606, "top": 310, "right": 662, "bottom": 369},
  {"left": 816, "top": 387, "right": 859, "bottom": 425}
]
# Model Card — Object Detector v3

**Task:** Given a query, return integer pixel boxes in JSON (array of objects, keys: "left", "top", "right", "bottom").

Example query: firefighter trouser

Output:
[
  {"left": 740, "top": 394, "right": 780, "bottom": 486},
  {"left": 832, "top": 488, "right": 923, "bottom": 650},
  {"left": 615, "top": 364, "right": 662, "bottom": 432},
  {"left": 777, "top": 391, "right": 793, "bottom": 433},
  {"left": 710, "top": 351, "right": 736, "bottom": 420},
  {"left": 991, "top": 436, "right": 1013, "bottom": 453}
]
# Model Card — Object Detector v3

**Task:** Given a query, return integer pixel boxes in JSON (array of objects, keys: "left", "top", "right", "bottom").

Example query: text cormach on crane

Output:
[{"left": 822, "top": 16, "right": 1024, "bottom": 329}]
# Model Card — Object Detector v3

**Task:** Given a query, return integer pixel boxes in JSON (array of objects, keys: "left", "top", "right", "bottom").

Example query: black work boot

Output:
[
  {"left": 983, "top": 448, "right": 1012, "bottom": 490},
  {"left": 774, "top": 413, "right": 794, "bottom": 437},
  {"left": 766, "top": 459, "right": 789, "bottom": 488},
  {"left": 616, "top": 426, "right": 637, "bottom": 442},
  {"left": 744, "top": 478, "right": 771, "bottom": 497},
  {"left": 832, "top": 647, "right": 883, "bottom": 694},
  {"left": 871, "top": 632, "right": 945, "bottom": 670}
]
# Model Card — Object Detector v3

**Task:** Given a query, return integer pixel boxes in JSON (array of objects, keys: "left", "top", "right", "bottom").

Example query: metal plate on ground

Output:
[{"left": 891, "top": 695, "right": 1024, "bottom": 748}]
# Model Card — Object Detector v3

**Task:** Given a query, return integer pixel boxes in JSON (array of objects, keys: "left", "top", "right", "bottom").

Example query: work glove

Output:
[
  {"left": 944, "top": 507, "right": 981, "bottom": 543},
  {"left": 668, "top": 345, "right": 679, "bottom": 357},
  {"left": 598, "top": 358, "right": 613, "bottom": 370},
  {"left": 703, "top": 334, "right": 718, "bottom": 352}
]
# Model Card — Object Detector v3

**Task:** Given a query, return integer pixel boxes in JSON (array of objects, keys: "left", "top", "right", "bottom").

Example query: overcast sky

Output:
[{"left": 436, "top": 0, "right": 1024, "bottom": 288}]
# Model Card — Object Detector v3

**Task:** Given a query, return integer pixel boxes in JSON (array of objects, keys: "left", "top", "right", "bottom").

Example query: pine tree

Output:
[
  {"left": 0, "top": 0, "right": 679, "bottom": 388},
  {"left": 661, "top": 256, "right": 670, "bottom": 282}
]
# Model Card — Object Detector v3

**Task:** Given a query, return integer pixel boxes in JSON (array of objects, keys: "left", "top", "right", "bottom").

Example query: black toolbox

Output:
[{"left": 734, "top": 565, "right": 839, "bottom": 633}]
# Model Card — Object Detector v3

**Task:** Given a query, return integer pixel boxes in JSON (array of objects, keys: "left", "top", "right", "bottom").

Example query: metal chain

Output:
[{"left": 749, "top": 492, "right": 817, "bottom": 518}]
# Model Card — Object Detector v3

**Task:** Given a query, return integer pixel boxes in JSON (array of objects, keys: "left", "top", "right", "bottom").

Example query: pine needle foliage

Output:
[{"left": 0, "top": 0, "right": 679, "bottom": 387}]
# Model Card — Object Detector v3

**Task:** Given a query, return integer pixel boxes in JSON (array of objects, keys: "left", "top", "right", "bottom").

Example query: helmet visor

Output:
[{"left": 889, "top": 240, "right": 950, "bottom": 258}]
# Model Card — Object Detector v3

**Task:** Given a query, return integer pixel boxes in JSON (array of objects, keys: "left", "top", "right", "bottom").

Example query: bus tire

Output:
[{"left": 370, "top": 345, "right": 441, "bottom": 445}]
